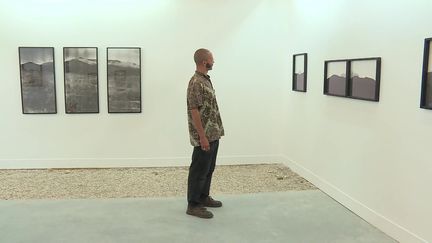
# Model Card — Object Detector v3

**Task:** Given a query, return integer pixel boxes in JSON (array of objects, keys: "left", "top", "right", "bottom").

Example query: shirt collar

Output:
[{"left": 195, "top": 71, "right": 211, "bottom": 81}]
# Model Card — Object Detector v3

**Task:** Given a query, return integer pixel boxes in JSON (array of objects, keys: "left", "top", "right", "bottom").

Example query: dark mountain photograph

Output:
[
  {"left": 425, "top": 72, "right": 432, "bottom": 107},
  {"left": 351, "top": 76, "right": 376, "bottom": 100},
  {"left": 295, "top": 72, "right": 305, "bottom": 91},
  {"left": 293, "top": 53, "right": 306, "bottom": 92},
  {"left": 107, "top": 48, "right": 141, "bottom": 113},
  {"left": 19, "top": 47, "right": 56, "bottom": 114},
  {"left": 350, "top": 59, "right": 379, "bottom": 101},
  {"left": 327, "top": 74, "right": 346, "bottom": 96},
  {"left": 325, "top": 60, "right": 347, "bottom": 97},
  {"left": 64, "top": 48, "right": 98, "bottom": 113}
]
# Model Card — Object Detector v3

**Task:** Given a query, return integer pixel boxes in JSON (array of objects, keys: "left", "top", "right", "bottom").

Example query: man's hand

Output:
[{"left": 200, "top": 136, "right": 210, "bottom": 151}]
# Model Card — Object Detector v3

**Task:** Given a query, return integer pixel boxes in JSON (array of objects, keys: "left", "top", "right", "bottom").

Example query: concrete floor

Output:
[{"left": 0, "top": 190, "right": 397, "bottom": 243}]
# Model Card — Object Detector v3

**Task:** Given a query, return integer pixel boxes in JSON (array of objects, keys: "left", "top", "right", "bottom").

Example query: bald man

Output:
[{"left": 186, "top": 49, "right": 225, "bottom": 219}]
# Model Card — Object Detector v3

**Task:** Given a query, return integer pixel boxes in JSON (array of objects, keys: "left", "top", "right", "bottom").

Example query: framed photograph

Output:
[
  {"left": 324, "top": 57, "right": 381, "bottom": 102},
  {"left": 107, "top": 47, "right": 141, "bottom": 113},
  {"left": 63, "top": 47, "right": 99, "bottom": 113},
  {"left": 350, "top": 58, "right": 381, "bottom": 101},
  {"left": 324, "top": 60, "right": 348, "bottom": 97},
  {"left": 420, "top": 38, "right": 432, "bottom": 109},
  {"left": 293, "top": 53, "right": 307, "bottom": 92},
  {"left": 19, "top": 47, "right": 57, "bottom": 114}
]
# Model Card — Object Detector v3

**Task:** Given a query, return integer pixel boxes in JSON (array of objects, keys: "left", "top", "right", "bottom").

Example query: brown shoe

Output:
[
  {"left": 202, "top": 196, "right": 222, "bottom": 208},
  {"left": 186, "top": 206, "right": 214, "bottom": 219}
]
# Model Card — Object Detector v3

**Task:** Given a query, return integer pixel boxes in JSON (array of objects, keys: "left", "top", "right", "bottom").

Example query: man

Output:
[{"left": 186, "top": 48, "right": 225, "bottom": 219}]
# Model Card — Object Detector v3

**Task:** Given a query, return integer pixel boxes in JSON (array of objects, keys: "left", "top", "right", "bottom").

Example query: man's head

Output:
[{"left": 194, "top": 48, "right": 214, "bottom": 72}]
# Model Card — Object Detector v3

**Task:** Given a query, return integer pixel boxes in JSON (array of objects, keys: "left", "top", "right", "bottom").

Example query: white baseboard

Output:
[
  {"left": 0, "top": 154, "right": 284, "bottom": 169},
  {"left": 280, "top": 155, "right": 428, "bottom": 243}
]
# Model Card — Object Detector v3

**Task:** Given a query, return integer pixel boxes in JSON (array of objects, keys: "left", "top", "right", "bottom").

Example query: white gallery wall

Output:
[
  {"left": 283, "top": 0, "right": 432, "bottom": 242},
  {"left": 0, "top": 0, "right": 431, "bottom": 242},
  {"left": 0, "top": 0, "right": 288, "bottom": 168}
]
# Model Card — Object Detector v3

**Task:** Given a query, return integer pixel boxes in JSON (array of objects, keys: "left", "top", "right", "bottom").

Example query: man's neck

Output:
[{"left": 196, "top": 67, "right": 208, "bottom": 75}]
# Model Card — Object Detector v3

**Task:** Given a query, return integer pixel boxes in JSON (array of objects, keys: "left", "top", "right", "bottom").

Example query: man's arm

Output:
[{"left": 190, "top": 108, "right": 210, "bottom": 151}]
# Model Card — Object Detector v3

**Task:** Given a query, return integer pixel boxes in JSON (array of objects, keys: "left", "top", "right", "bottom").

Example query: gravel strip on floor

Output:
[{"left": 0, "top": 163, "right": 316, "bottom": 200}]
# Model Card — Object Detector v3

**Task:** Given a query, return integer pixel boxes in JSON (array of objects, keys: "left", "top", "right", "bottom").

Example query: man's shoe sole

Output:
[{"left": 186, "top": 209, "right": 214, "bottom": 219}]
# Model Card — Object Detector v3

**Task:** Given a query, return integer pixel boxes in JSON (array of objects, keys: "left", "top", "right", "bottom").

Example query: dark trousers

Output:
[{"left": 187, "top": 140, "right": 219, "bottom": 206}]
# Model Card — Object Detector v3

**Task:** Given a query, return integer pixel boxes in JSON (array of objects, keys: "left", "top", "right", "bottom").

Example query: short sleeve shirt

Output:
[{"left": 187, "top": 71, "right": 224, "bottom": 147}]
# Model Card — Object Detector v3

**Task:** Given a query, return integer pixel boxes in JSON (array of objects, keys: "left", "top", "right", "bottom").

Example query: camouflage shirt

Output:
[{"left": 187, "top": 71, "right": 224, "bottom": 147}]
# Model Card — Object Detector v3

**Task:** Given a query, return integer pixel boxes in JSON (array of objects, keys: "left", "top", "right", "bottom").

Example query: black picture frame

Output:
[
  {"left": 350, "top": 58, "right": 381, "bottom": 101},
  {"left": 19, "top": 47, "right": 57, "bottom": 114},
  {"left": 293, "top": 53, "right": 307, "bottom": 92},
  {"left": 324, "top": 59, "right": 348, "bottom": 97},
  {"left": 324, "top": 57, "right": 381, "bottom": 102},
  {"left": 420, "top": 38, "right": 432, "bottom": 110},
  {"left": 107, "top": 47, "right": 142, "bottom": 113},
  {"left": 63, "top": 47, "right": 99, "bottom": 114}
]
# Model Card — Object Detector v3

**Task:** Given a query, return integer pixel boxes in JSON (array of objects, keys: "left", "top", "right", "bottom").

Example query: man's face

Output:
[{"left": 204, "top": 53, "right": 214, "bottom": 70}]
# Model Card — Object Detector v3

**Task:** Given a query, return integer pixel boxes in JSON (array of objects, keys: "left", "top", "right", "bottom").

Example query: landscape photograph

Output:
[
  {"left": 325, "top": 61, "right": 347, "bottom": 96},
  {"left": 293, "top": 53, "right": 307, "bottom": 92},
  {"left": 107, "top": 48, "right": 141, "bottom": 113},
  {"left": 350, "top": 59, "right": 380, "bottom": 101},
  {"left": 424, "top": 41, "right": 432, "bottom": 108},
  {"left": 64, "top": 47, "right": 98, "bottom": 113},
  {"left": 19, "top": 47, "right": 56, "bottom": 114}
]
